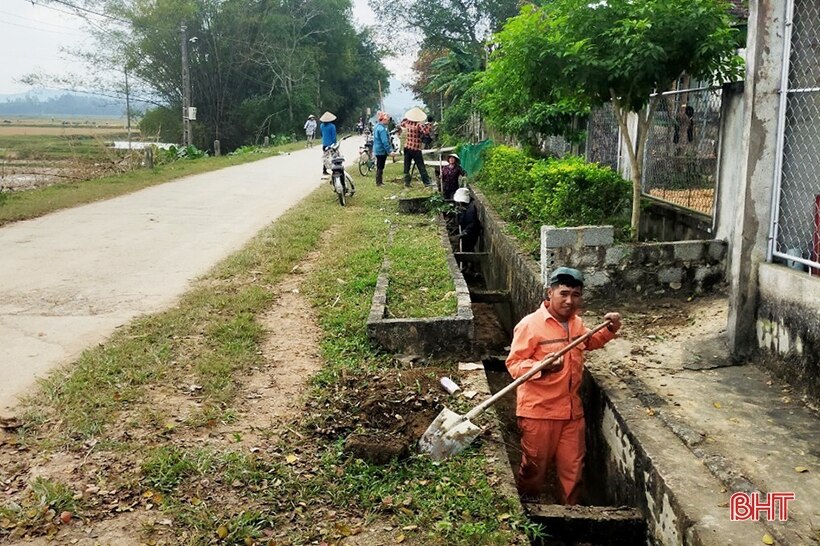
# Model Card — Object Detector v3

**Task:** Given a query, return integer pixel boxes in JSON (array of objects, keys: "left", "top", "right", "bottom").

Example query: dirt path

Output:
[
  {"left": 0, "top": 240, "right": 329, "bottom": 544},
  {"left": 0, "top": 138, "right": 362, "bottom": 414}
]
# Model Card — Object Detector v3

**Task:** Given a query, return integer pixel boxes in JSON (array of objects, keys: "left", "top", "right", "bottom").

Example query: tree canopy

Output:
[
  {"left": 476, "top": 0, "right": 744, "bottom": 236},
  {"left": 40, "top": 0, "right": 390, "bottom": 150}
]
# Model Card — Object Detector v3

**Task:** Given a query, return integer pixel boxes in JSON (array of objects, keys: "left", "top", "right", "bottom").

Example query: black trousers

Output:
[
  {"left": 403, "top": 148, "right": 431, "bottom": 186},
  {"left": 375, "top": 154, "right": 387, "bottom": 185}
]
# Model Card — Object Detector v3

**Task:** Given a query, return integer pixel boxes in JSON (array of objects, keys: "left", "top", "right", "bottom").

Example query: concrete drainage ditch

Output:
[{"left": 366, "top": 194, "right": 735, "bottom": 544}]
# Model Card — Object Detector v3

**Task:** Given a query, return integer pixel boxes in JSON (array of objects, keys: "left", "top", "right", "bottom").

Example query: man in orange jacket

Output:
[{"left": 506, "top": 267, "right": 621, "bottom": 504}]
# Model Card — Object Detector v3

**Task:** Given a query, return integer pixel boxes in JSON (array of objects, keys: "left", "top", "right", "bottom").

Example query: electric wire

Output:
[
  {"left": 25, "top": 0, "right": 128, "bottom": 25},
  {"left": 0, "top": 7, "right": 87, "bottom": 32},
  {"left": 0, "top": 17, "right": 86, "bottom": 36}
]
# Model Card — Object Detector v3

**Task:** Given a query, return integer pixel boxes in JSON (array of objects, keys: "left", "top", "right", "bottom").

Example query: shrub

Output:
[
  {"left": 479, "top": 145, "right": 532, "bottom": 193},
  {"left": 476, "top": 145, "right": 631, "bottom": 247},
  {"left": 529, "top": 156, "right": 631, "bottom": 227}
]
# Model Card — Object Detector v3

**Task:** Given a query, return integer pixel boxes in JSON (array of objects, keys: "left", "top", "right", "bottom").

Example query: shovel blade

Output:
[{"left": 419, "top": 407, "right": 482, "bottom": 461}]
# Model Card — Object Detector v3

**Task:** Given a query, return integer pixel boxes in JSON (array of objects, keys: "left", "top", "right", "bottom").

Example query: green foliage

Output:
[
  {"left": 477, "top": 146, "right": 631, "bottom": 250},
  {"left": 164, "top": 144, "right": 208, "bottom": 161},
  {"left": 527, "top": 156, "right": 631, "bottom": 228},
  {"left": 65, "top": 0, "right": 388, "bottom": 151},
  {"left": 139, "top": 106, "right": 181, "bottom": 143},
  {"left": 479, "top": 145, "right": 532, "bottom": 193},
  {"left": 475, "top": 0, "right": 743, "bottom": 235}
]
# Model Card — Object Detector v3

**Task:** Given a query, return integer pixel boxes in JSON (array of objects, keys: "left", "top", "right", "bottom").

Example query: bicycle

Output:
[{"left": 358, "top": 140, "right": 375, "bottom": 176}]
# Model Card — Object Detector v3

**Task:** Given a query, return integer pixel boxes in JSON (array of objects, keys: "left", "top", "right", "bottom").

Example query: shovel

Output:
[{"left": 419, "top": 320, "right": 612, "bottom": 460}]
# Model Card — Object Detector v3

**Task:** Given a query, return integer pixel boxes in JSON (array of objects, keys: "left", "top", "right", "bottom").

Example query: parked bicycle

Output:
[{"left": 358, "top": 138, "right": 375, "bottom": 176}]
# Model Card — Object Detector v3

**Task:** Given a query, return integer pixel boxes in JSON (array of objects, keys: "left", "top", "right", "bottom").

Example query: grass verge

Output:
[
  {"left": 1, "top": 159, "right": 531, "bottom": 545},
  {"left": 0, "top": 140, "right": 307, "bottom": 227}
]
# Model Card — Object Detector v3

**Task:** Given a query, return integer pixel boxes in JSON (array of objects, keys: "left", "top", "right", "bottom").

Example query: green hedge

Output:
[{"left": 476, "top": 145, "right": 631, "bottom": 252}]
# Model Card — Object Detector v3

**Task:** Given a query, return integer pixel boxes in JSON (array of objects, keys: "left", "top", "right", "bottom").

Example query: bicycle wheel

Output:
[
  {"left": 358, "top": 151, "right": 371, "bottom": 176},
  {"left": 334, "top": 175, "right": 346, "bottom": 206}
]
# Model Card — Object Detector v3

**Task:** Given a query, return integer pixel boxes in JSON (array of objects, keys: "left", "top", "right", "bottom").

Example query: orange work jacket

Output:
[{"left": 505, "top": 302, "right": 615, "bottom": 420}]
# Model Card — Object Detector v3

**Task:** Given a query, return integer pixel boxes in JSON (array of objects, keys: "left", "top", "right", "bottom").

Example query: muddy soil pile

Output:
[{"left": 307, "top": 365, "right": 450, "bottom": 465}]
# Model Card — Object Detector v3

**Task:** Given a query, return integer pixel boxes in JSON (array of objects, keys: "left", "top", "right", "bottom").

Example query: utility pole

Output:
[
  {"left": 181, "top": 24, "right": 192, "bottom": 147},
  {"left": 124, "top": 65, "right": 132, "bottom": 150}
]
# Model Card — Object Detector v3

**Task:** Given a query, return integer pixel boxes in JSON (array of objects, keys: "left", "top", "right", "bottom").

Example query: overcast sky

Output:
[{"left": 0, "top": 0, "right": 415, "bottom": 96}]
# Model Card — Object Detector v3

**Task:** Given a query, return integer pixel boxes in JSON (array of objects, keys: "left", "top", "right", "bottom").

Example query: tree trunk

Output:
[{"left": 611, "top": 91, "right": 656, "bottom": 241}]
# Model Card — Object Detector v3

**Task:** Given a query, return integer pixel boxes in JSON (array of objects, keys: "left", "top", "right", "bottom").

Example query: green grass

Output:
[
  {"left": 386, "top": 220, "right": 457, "bottom": 318},
  {"left": 0, "top": 140, "right": 306, "bottom": 227},
  {"left": 6, "top": 164, "right": 530, "bottom": 545}
]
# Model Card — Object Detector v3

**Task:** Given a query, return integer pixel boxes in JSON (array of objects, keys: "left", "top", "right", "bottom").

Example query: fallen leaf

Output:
[
  {"left": 794, "top": 466, "right": 809, "bottom": 473},
  {"left": 646, "top": 408, "right": 656, "bottom": 416},
  {"left": 217, "top": 525, "right": 229, "bottom": 539},
  {"left": 395, "top": 534, "right": 406, "bottom": 543},
  {"left": 402, "top": 525, "right": 418, "bottom": 531},
  {"left": 762, "top": 533, "right": 775, "bottom": 544},
  {"left": 335, "top": 522, "right": 353, "bottom": 536},
  {"left": 59, "top": 511, "right": 72, "bottom": 524},
  {"left": 713, "top": 402, "right": 722, "bottom": 409},
  {"left": 285, "top": 454, "right": 298, "bottom": 464},
  {"left": 497, "top": 513, "right": 512, "bottom": 522}
]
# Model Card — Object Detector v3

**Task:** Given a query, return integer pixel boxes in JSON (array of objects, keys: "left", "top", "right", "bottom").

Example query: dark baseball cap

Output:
[{"left": 549, "top": 267, "right": 584, "bottom": 286}]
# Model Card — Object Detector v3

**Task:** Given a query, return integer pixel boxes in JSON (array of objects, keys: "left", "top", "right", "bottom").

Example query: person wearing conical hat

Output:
[
  {"left": 400, "top": 107, "right": 433, "bottom": 188},
  {"left": 303, "top": 114, "right": 317, "bottom": 148},
  {"left": 440, "top": 153, "right": 466, "bottom": 201},
  {"left": 319, "top": 112, "right": 337, "bottom": 175}
]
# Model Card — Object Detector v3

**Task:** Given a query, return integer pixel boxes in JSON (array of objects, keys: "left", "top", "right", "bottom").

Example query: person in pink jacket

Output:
[{"left": 506, "top": 267, "right": 621, "bottom": 504}]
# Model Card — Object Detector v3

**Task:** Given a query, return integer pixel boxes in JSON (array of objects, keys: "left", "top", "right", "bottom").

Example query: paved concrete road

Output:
[{"left": 0, "top": 137, "right": 363, "bottom": 413}]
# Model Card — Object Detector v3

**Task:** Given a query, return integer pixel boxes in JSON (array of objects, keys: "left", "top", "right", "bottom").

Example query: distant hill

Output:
[{"left": 0, "top": 92, "right": 128, "bottom": 117}]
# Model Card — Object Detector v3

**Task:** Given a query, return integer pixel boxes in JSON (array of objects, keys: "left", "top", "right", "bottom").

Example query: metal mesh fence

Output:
[
  {"left": 585, "top": 103, "right": 620, "bottom": 171},
  {"left": 772, "top": 0, "right": 820, "bottom": 274},
  {"left": 540, "top": 134, "right": 571, "bottom": 158},
  {"left": 641, "top": 87, "right": 722, "bottom": 216}
]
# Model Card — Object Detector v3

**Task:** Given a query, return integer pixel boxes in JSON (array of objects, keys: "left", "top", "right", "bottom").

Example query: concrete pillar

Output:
[
  {"left": 263, "top": 136, "right": 270, "bottom": 147},
  {"left": 727, "top": 0, "right": 788, "bottom": 357},
  {"left": 214, "top": 140, "right": 221, "bottom": 157},
  {"left": 144, "top": 146, "right": 154, "bottom": 169}
]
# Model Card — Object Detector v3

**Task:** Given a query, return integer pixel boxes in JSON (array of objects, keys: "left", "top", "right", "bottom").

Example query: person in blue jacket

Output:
[
  {"left": 372, "top": 111, "right": 393, "bottom": 186},
  {"left": 319, "top": 111, "right": 337, "bottom": 175}
]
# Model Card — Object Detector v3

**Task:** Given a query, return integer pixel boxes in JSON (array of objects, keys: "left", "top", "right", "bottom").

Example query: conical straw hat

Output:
[
  {"left": 404, "top": 107, "right": 427, "bottom": 122},
  {"left": 319, "top": 111, "right": 336, "bottom": 122}
]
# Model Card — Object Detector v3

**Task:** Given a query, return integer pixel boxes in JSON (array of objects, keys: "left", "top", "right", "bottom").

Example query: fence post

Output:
[
  {"left": 214, "top": 140, "right": 221, "bottom": 157},
  {"left": 144, "top": 146, "right": 154, "bottom": 169},
  {"left": 263, "top": 136, "right": 270, "bottom": 147}
]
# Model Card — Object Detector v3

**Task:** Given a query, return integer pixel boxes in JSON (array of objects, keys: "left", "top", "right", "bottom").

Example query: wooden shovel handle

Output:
[{"left": 463, "top": 320, "right": 612, "bottom": 421}]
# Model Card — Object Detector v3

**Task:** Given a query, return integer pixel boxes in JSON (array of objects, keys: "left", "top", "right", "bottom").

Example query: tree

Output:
[
  {"left": 477, "top": 0, "right": 743, "bottom": 237},
  {"left": 371, "top": 0, "right": 518, "bottom": 139},
  {"left": 37, "top": 0, "right": 389, "bottom": 150}
]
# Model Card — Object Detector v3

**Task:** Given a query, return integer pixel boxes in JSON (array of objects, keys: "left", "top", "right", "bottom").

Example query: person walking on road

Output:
[
  {"left": 506, "top": 267, "right": 621, "bottom": 505},
  {"left": 373, "top": 112, "right": 393, "bottom": 187},
  {"left": 400, "top": 107, "right": 433, "bottom": 188},
  {"left": 320, "top": 111, "right": 337, "bottom": 175},
  {"left": 304, "top": 115, "right": 317, "bottom": 148}
]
